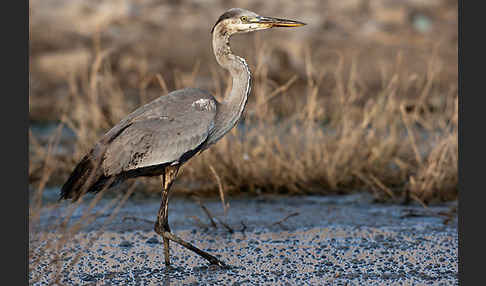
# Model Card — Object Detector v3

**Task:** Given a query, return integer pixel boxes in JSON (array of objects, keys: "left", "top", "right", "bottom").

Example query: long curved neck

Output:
[{"left": 207, "top": 25, "right": 251, "bottom": 145}]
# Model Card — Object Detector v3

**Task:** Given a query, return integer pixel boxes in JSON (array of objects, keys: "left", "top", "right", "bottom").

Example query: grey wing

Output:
[{"left": 100, "top": 89, "right": 217, "bottom": 176}]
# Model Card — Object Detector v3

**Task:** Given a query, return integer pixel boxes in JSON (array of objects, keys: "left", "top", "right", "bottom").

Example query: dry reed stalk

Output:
[
  {"left": 30, "top": 123, "right": 64, "bottom": 230},
  {"left": 155, "top": 73, "right": 169, "bottom": 95},
  {"left": 408, "top": 123, "right": 458, "bottom": 202},
  {"left": 209, "top": 164, "right": 229, "bottom": 216},
  {"left": 30, "top": 152, "right": 116, "bottom": 284},
  {"left": 53, "top": 183, "right": 137, "bottom": 283}
]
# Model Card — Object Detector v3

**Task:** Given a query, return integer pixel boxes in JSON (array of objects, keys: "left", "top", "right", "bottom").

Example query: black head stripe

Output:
[{"left": 211, "top": 9, "right": 242, "bottom": 33}]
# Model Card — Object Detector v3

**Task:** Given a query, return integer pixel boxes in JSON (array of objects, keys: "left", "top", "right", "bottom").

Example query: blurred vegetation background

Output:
[{"left": 29, "top": 0, "right": 458, "bottom": 204}]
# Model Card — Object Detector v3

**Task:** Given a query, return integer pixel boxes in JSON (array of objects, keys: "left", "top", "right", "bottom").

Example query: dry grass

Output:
[
  {"left": 29, "top": 43, "right": 458, "bottom": 205},
  {"left": 29, "top": 147, "right": 136, "bottom": 283},
  {"left": 29, "top": 0, "right": 458, "bottom": 204}
]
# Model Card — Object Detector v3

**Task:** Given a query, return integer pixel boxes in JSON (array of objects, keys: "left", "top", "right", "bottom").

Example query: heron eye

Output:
[{"left": 240, "top": 16, "right": 248, "bottom": 22}]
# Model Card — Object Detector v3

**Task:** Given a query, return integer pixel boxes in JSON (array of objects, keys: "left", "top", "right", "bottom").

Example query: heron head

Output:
[{"left": 211, "top": 8, "right": 306, "bottom": 35}]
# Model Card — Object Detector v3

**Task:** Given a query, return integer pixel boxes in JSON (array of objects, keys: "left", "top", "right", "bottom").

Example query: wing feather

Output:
[{"left": 101, "top": 88, "right": 217, "bottom": 176}]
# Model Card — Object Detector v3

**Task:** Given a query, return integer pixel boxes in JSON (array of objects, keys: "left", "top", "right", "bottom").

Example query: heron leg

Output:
[
  {"left": 154, "top": 166, "right": 227, "bottom": 268},
  {"left": 161, "top": 188, "right": 171, "bottom": 266},
  {"left": 154, "top": 168, "right": 176, "bottom": 266}
]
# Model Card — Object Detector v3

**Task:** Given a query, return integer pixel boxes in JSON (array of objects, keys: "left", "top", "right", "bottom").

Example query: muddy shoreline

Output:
[{"left": 30, "top": 193, "right": 457, "bottom": 285}]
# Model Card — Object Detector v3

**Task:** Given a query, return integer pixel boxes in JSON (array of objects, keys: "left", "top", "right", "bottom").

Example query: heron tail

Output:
[{"left": 59, "top": 153, "right": 110, "bottom": 202}]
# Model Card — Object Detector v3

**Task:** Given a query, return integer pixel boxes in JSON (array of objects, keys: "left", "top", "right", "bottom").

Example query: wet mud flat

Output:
[{"left": 30, "top": 193, "right": 458, "bottom": 285}]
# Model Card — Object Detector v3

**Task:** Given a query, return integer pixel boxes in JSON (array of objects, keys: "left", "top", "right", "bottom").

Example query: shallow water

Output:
[{"left": 30, "top": 192, "right": 457, "bottom": 285}]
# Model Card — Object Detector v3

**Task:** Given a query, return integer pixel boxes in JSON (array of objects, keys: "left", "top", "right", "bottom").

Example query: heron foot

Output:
[
  {"left": 205, "top": 255, "right": 229, "bottom": 270},
  {"left": 161, "top": 231, "right": 228, "bottom": 268},
  {"left": 207, "top": 256, "right": 228, "bottom": 268}
]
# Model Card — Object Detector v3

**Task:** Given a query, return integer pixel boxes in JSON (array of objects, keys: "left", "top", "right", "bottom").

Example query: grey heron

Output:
[{"left": 60, "top": 8, "right": 305, "bottom": 268}]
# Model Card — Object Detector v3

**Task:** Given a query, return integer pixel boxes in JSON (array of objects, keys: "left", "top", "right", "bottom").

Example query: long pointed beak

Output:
[{"left": 256, "top": 16, "right": 306, "bottom": 28}]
